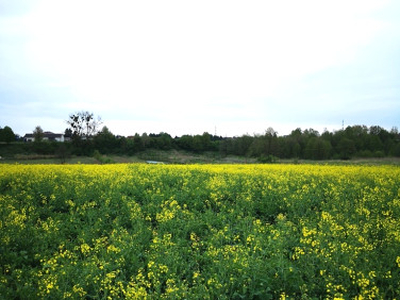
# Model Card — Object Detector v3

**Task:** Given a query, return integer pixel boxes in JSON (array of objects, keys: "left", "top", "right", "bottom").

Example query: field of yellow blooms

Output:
[{"left": 1, "top": 163, "right": 400, "bottom": 299}]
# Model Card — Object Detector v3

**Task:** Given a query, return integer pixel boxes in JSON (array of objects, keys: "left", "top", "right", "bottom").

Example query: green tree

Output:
[
  {"left": 33, "top": 126, "right": 44, "bottom": 142},
  {"left": 337, "top": 137, "right": 356, "bottom": 159},
  {"left": 200, "top": 132, "right": 215, "bottom": 151},
  {"left": 133, "top": 134, "right": 145, "bottom": 152},
  {"left": 93, "top": 126, "right": 118, "bottom": 154},
  {"left": 156, "top": 133, "right": 173, "bottom": 150},
  {"left": 249, "top": 128, "right": 280, "bottom": 158},
  {"left": 0, "top": 126, "right": 16, "bottom": 143},
  {"left": 291, "top": 142, "right": 302, "bottom": 158},
  {"left": 288, "top": 128, "right": 306, "bottom": 158},
  {"left": 305, "top": 137, "right": 332, "bottom": 160},
  {"left": 235, "top": 135, "right": 253, "bottom": 156},
  {"left": 56, "top": 143, "right": 71, "bottom": 163},
  {"left": 219, "top": 138, "right": 233, "bottom": 156},
  {"left": 177, "top": 135, "right": 195, "bottom": 151}
]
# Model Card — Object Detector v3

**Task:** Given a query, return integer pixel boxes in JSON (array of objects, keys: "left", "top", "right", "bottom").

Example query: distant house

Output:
[{"left": 24, "top": 131, "right": 65, "bottom": 142}]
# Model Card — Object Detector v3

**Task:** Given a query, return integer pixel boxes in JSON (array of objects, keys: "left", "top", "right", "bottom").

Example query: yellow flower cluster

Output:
[{"left": 0, "top": 163, "right": 399, "bottom": 298}]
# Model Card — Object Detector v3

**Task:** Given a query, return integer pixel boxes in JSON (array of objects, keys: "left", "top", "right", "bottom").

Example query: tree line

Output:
[
  {"left": 87, "top": 125, "right": 396, "bottom": 160},
  {"left": 1, "top": 123, "right": 399, "bottom": 161}
]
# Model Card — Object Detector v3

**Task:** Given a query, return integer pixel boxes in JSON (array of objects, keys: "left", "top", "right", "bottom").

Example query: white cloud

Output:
[
  {"left": 0, "top": 0, "right": 398, "bottom": 136},
  {"left": 25, "top": 1, "right": 386, "bottom": 94}
]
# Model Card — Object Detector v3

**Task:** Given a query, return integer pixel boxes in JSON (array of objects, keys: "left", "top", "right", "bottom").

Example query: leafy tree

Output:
[
  {"left": 264, "top": 127, "right": 280, "bottom": 156},
  {"left": 390, "top": 127, "right": 399, "bottom": 136},
  {"left": 291, "top": 141, "right": 302, "bottom": 158},
  {"left": 305, "top": 137, "right": 332, "bottom": 160},
  {"left": 198, "top": 132, "right": 215, "bottom": 152},
  {"left": 369, "top": 125, "right": 384, "bottom": 136},
  {"left": 365, "top": 135, "right": 383, "bottom": 153},
  {"left": 133, "top": 134, "right": 145, "bottom": 152},
  {"left": 0, "top": 126, "right": 16, "bottom": 143},
  {"left": 303, "top": 128, "right": 320, "bottom": 137},
  {"left": 235, "top": 135, "right": 253, "bottom": 156},
  {"left": 391, "top": 143, "right": 400, "bottom": 157},
  {"left": 288, "top": 128, "right": 306, "bottom": 158},
  {"left": 249, "top": 128, "right": 280, "bottom": 157},
  {"left": 153, "top": 133, "right": 173, "bottom": 150},
  {"left": 141, "top": 133, "right": 151, "bottom": 148},
  {"left": 177, "top": 135, "right": 195, "bottom": 151},
  {"left": 337, "top": 137, "right": 356, "bottom": 159},
  {"left": 192, "top": 135, "right": 205, "bottom": 152},
  {"left": 33, "top": 126, "right": 44, "bottom": 142},
  {"left": 56, "top": 143, "right": 71, "bottom": 163},
  {"left": 93, "top": 126, "right": 118, "bottom": 154},
  {"left": 341, "top": 125, "right": 368, "bottom": 154}
]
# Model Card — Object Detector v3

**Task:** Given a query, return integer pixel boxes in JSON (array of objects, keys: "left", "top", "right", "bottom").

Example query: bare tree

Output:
[{"left": 67, "top": 111, "right": 102, "bottom": 139}]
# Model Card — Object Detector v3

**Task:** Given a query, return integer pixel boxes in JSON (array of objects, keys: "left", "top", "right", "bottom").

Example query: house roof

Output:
[{"left": 24, "top": 132, "right": 64, "bottom": 138}]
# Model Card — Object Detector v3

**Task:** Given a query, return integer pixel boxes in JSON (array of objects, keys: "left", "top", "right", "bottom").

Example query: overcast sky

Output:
[{"left": 1, "top": 0, "right": 399, "bottom": 137}]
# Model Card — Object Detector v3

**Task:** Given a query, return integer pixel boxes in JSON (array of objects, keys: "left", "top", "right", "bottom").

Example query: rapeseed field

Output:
[{"left": 0, "top": 164, "right": 399, "bottom": 299}]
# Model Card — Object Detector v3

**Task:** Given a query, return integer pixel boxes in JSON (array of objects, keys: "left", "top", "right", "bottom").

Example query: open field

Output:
[
  {"left": 1, "top": 149, "right": 400, "bottom": 165},
  {"left": 1, "top": 164, "right": 400, "bottom": 298},
  {"left": 0, "top": 149, "right": 256, "bottom": 165}
]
